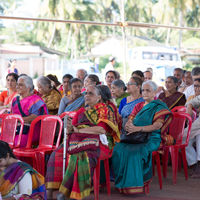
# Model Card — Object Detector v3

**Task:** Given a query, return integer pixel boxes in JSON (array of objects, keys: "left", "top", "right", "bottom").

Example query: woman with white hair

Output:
[
  {"left": 37, "top": 76, "right": 62, "bottom": 115},
  {"left": 11, "top": 75, "right": 48, "bottom": 147},
  {"left": 112, "top": 80, "right": 173, "bottom": 194}
]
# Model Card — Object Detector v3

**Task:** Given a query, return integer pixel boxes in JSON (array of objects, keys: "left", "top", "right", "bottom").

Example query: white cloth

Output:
[
  {"left": 186, "top": 134, "right": 200, "bottom": 166},
  {"left": 99, "top": 134, "right": 108, "bottom": 146},
  {"left": 183, "top": 85, "right": 194, "bottom": 100},
  {"left": 104, "top": 63, "right": 114, "bottom": 72}
]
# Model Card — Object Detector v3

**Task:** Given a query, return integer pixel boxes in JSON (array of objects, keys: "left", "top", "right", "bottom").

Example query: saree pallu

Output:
[
  {"left": 158, "top": 91, "right": 186, "bottom": 110},
  {"left": 115, "top": 92, "right": 129, "bottom": 108},
  {"left": 46, "top": 102, "right": 120, "bottom": 199},
  {"left": 112, "top": 100, "right": 172, "bottom": 194},
  {"left": 120, "top": 97, "right": 144, "bottom": 118},
  {"left": 12, "top": 95, "right": 48, "bottom": 147},
  {"left": 0, "top": 162, "right": 46, "bottom": 199},
  {"left": 64, "top": 95, "right": 85, "bottom": 112}
]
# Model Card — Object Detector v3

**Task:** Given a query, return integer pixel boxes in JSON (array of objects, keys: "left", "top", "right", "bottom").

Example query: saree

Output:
[
  {"left": 12, "top": 94, "right": 48, "bottom": 147},
  {"left": 42, "top": 89, "right": 62, "bottom": 115},
  {"left": 115, "top": 92, "right": 129, "bottom": 108},
  {"left": 45, "top": 102, "right": 120, "bottom": 200},
  {"left": 158, "top": 91, "right": 186, "bottom": 110},
  {"left": 119, "top": 97, "right": 144, "bottom": 118},
  {"left": 112, "top": 100, "right": 172, "bottom": 194},
  {"left": 0, "top": 162, "right": 46, "bottom": 199},
  {"left": 0, "top": 90, "right": 17, "bottom": 106},
  {"left": 64, "top": 95, "right": 85, "bottom": 112}
]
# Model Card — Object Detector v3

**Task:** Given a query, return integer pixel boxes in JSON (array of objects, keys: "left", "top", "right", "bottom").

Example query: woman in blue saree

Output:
[
  {"left": 119, "top": 76, "right": 144, "bottom": 117},
  {"left": 112, "top": 80, "right": 172, "bottom": 194},
  {"left": 58, "top": 78, "right": 85, "bottom": 114}
]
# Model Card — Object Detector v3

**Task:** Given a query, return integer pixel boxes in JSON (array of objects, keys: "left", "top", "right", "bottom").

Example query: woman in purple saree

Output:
[{"left": 11, "top": 75, "right": 48, "bottom": 147}]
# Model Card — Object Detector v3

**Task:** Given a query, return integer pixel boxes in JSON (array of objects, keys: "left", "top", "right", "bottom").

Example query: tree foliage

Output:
[{"left": 1, "top": 0, "right": 200, "bottom": 58}]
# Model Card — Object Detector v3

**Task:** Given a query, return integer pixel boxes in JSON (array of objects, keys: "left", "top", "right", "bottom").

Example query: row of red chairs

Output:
[
  {"left": 152, "top": 106, "right": 193, "bottom": 191},
  {"left": 0, "top": 111, "right": 108, "bottom": 200}
]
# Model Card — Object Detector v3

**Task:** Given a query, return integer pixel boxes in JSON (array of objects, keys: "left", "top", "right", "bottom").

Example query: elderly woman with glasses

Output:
[
  {"left": 45, "top": 85, "right": 121, "bottom": 200},
  {"left": 112, "top": 81, "right": 172, "bottom": 194},
  {"left": 11, "top": 75, "right": 48, "bottom": 147},
  {"left": 118, "top": 77, "right": 144, "bottom": 118}
]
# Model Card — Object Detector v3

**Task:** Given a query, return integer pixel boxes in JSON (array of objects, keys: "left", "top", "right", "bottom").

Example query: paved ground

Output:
[
  {"left": 85, "top": 167, "right": 200, "bottom": 200},
  {"left": 53, "top": 167, "right": 200, "bottom": 200}
]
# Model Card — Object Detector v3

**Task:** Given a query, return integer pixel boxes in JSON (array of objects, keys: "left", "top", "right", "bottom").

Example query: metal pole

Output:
[
  {"left": 63, "top": 115, "right": 68, "bottom": 178},
  {"left": 120, "top": 0, "right": 127, "bottom": 81}
]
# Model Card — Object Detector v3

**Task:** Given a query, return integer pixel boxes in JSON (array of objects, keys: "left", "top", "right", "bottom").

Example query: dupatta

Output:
[{"left": 0, "top": 162, "right": 46, "bottom": 199}]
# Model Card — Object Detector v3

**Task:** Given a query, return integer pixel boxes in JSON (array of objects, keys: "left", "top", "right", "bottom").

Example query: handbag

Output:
[
  {"left": 67, "top": 132, "right": 100, "bottom": 154},
  {"left": 120, "top": 117, "right": 150, "bottom": 144},
  {"left": 120, "top": 130, "right": 150, "bottom": 144}
]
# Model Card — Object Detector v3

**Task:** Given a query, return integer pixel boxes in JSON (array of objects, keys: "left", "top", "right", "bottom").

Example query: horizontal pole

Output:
[
  {"left": 0, "top": 15, "right": 200, "bottom": 31},
  {"left": 0, "top": 15, "right": 120, "bottom": 27}
]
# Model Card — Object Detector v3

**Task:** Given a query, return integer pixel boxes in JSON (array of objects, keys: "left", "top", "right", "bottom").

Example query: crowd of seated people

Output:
[{"left": 1, "top": 66, "right": 200, "bottom": 200}]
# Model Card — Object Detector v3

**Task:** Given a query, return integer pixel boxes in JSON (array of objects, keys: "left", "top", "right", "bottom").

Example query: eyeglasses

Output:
[
  {"left": 127, "top": 82, "right": 137, "bottom": 86},
  {"left": 85, "top": 91, "right": 95, "bottom": 96},
  {"left": 194, "top": 85, "right": 200, "bottom": 88}
]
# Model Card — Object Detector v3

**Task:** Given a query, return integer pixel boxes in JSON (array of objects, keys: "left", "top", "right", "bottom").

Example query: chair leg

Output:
[
  {"left": 178, "top": 151, "right": 182, "bottom": 172},
  {"left": 35, "top": 152, "right": 45, "bottom": 176},
  {"left": 93, "top": 159, "right": 100, "bottom": 200},
  {"left": 155, "top": 153, "right": 162, "bottom": 190},
  {"left": 162, "top": 148, "right": 169, "bottom": 178},
  {"left": 104, "top": 159, "right": 111, "bottom": 195},
  {"left": 152, "top": 153, "right": 155, "bottom": 176},
  {"left": 170, "top": 147, "right": 179, "bottom": 184},
  {"left": 181, "top": 148, "right": 188, "bottom": 180},
  {"left": 144, "top": 182, "right": 149, "bottom": 194}
]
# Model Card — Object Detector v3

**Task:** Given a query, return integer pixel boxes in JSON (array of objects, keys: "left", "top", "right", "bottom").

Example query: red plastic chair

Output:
[
  {"left": 0, "top": 114, "right": 24, "bottom": 148},
  {"left": 59, "top": 111, "right": 77, "bottom": 119},
  {"left": 13, "top": 115, "right": 63, "bottom": 175},
  {"left": 171, "top": 106, "right": 186, "bottom": 112},
  {"left": 162, "top": 112, "right": 192, "bottom": 184},
  {"left": 93, "top": 148, "right": 112, "bottom": 200},
  {"left": 152, "top": 151, "right": 162, "bottom": 190}
]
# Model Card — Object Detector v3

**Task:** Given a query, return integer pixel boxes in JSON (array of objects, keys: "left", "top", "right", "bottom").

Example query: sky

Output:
[{"left": 14, "top": 0, "right": 40, "bottom": 17}]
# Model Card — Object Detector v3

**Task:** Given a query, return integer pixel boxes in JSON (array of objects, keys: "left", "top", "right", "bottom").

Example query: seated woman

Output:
[
  {"left": 112, "top": 80, "right": 172, "bottom": 194},
  {"left": 45, "top": 85, "right": 121, "bottom": 200},
  {"left": 82, "top": 74, "right": 100, "bottom": 92},
  {"left": 0, "top": 141, "right": 46, "bottom": 200},
  {"left": 111, "top": 79, "right": 129, "bottom": 108},
  {"left": 0, "top": 73, "right": 18, "bottom": 113},
  {"left": 62, "top": 74, "right": 73, "bottom": 97},
  {"left": 46, "top": 74, "right": 62, "bottom": 93},
  {"left": 58, "top": 78, "right": 85, "bottom": 115},
  {"left": 37, "top": 76, "right": 62, "bottom": 115},
  {"left": 158, "top": 76, "right": 186, "bottom": 110},
  {"left": 11, "top": 75, "right": 48, "bottom": 147},
  {"left": 119, "top": 76, "right": 144, "bottom": 116}
]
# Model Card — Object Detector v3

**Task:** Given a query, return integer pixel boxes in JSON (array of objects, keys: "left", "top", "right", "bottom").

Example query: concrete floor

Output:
[
  {"left": 85, "top": 167, "right": 200, "bottom": 200},
  {"left": 53, "top": 167, "right": 200, "bottom": 200}
]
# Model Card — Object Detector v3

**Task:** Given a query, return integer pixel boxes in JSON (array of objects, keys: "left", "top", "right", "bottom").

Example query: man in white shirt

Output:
[{"left": 184, "top": 67, "right": 200, "bottom": 99}]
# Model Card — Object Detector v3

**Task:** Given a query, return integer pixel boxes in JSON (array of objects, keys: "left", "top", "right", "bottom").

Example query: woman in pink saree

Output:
[{"left": 11, "top": 75, "right": 48, "bottom": 147}]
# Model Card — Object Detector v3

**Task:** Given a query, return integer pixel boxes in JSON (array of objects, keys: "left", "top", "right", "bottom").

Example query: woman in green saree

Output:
[{"left": 112, "top": 80, "right": 172, "bottom": 194}]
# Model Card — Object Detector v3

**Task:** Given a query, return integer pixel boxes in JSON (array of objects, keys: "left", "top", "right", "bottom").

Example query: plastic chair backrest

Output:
[
  {"left": 168, "top": 112, "right": 192, "bottom": 145},
  {"left": 26, "top": 115, "right": 63, "bottom": 149},
  {"left": 59, "top": 111, "right": 77, "bottom": 119},
  {"left": 0, "top": 114, "right": 24, "bottom": 147},
  {"left": 171, "top": 106, "right": 186, "bottom": 113}
]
